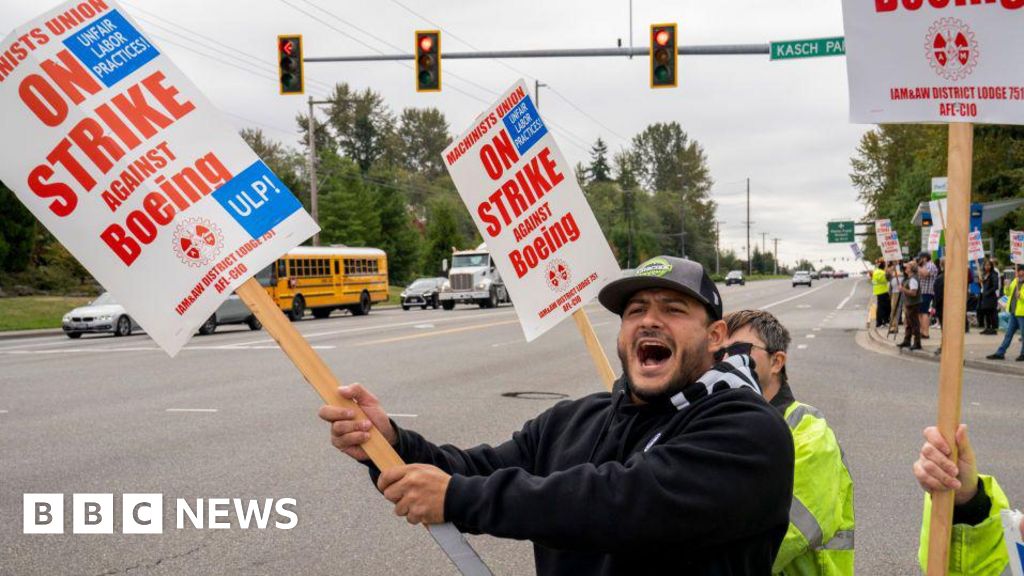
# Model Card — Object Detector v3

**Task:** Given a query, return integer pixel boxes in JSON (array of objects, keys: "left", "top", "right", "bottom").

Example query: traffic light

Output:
[
  {"left": 415, "top": 30, "right": 441, "bottom": 92},
  {"left": 278, "top": 35, "right": 304, "bottom": 95},
  {"left": 650, "top": 23, "right": 677, "bottom": 88}
]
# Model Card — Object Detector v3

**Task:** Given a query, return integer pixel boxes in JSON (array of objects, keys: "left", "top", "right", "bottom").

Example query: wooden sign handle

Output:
[
  {"left": 926, "top": 122, "right": 973, "bottom": 576},
  {"left": 235, "top": 278, "right": 404, "bottom": 470},
  {"left": 572, "top": 309, "right": 616, "bottom": 391}
]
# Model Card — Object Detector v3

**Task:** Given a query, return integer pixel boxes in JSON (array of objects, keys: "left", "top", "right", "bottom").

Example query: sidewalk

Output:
[{"left": 866, "top": 322, "right": 1024, "bottom": 377}]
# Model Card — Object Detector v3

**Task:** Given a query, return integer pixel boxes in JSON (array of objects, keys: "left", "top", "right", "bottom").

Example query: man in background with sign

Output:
[{"left": 320, "top": 256, "right": 794, "bottom": 575}]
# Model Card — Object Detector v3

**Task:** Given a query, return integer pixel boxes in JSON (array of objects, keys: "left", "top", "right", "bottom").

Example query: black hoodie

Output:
[{"left": 372, "top": 357, "right": 794, "bottom": 575}]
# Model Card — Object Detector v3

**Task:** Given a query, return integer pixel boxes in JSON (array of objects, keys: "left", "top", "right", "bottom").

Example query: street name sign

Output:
[{"left": 770, "top": 37, "right": 846, "bottom": 61}]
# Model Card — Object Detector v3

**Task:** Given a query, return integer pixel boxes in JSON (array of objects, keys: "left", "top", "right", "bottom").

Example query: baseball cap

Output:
[{"left": 598, "top": 256, "right": 723, "bottom": 320}]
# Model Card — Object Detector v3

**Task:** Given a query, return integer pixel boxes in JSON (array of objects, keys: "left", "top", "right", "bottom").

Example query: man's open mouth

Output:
[{"left": 636, "top": 339, "right": 673, "bottom": 369}]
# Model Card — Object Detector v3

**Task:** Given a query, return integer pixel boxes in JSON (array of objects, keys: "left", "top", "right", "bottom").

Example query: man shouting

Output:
[{"left": 320, "top": 256, "right": 794, "bottom": 575}]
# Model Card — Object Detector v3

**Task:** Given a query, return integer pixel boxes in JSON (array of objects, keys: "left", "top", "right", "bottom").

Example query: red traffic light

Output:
[
  {"left": 415, "top": 31, "right": 440, "bottom": 92},
  {"left": 654, "top": 29, "right": 670, "bottom": 47},
  {"left": 419, "top": 35, "right": 434, "bottom": 53}
]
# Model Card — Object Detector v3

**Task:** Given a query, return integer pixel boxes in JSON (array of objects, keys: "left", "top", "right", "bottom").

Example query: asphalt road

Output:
[{"left": 2, "top": 277, "right": 1023, "bottom": 575}]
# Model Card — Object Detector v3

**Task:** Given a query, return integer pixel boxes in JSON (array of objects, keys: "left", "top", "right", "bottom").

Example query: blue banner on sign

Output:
[
  {"left": 63, "top": 9, "right": 159, "bottom": 88},
  {"left": 212, "top": 161, "right": 302, "bottom": 239},
  {"left": 502, "top": 96, "right": 547, "bottom": 156}
]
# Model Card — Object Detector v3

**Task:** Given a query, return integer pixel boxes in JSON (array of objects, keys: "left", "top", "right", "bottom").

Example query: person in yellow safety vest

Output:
[
  {"left": 724, "top": 310, "right": 855, "bottom": 575},
  {"left": 914, "top": 424, "right": 1024, "bottom": 575},
  {"left": 872, "top": 258, "right": 892, "bottom": 328}
]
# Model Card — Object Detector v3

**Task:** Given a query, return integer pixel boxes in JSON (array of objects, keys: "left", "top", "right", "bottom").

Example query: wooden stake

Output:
[
  {"left": 572, "top": 309, "right": 616, "bottom": 391},
  {"left": 235, "top": 278, "right": 403, "bottom": 470},
  {"left": 926, "top": 122, "right": 973, "bottom": 576}
]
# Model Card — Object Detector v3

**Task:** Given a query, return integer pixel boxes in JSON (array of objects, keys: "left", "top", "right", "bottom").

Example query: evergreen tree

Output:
[
  {"left": 317, "top": 152, "right": 380, "bottom": 246},
  {"left": 423, "top": 198, "right": 464, "bottom": 276},
  {"left": 368, "top": 165, "right": 422, "bottom": 284},
  {"left": 588, "top": 137, "right": 611, "bottom": 182}
]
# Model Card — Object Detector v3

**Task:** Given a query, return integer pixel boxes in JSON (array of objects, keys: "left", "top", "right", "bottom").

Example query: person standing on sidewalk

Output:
[
  {"left": 918, "top": 253, "right": 938, "bottom": 339},
  {"left": 899, "top": 261, "right": 923, "bottom": 350},
  {"left": 987, "top": 264, "right": 1024, "bottom": 361},
  {"left": 872, "top": 259, "right": 891, "bottom": 328},
  {"left": 977, "top": 259, "right": 1000, "bottom": 335}
]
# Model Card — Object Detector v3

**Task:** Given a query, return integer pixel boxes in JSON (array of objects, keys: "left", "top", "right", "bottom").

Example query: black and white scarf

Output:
[{"left": 668, "top": 354, "right": 761, "bottom": 412}]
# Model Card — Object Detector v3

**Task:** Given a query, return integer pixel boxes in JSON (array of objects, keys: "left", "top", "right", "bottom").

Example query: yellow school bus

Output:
[{"left": 260, "top": 246, "right": 389, "bottom": 320}]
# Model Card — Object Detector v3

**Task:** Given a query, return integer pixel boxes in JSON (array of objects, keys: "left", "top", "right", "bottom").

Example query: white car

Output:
[
  {"left": 792, "top": 271, "right": 813, "bottom": 288},
  {"left": 63, "top": 292, "right": 260, "bottom": 339},
  {"left": 62, "top": 292, "right": 140, "bottom": 338}
]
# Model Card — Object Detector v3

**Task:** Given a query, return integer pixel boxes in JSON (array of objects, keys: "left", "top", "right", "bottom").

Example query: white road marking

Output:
[
  {"left": 760, "top": 282, "right": 834, "bottom": 311},
  {"left": 390, "top": 413, "right": 418, "bottom": 418},
  {"left": 971, "top": 402, "right": 980, "bottom": 407},
  {"left": 491, "top": 339, "right": 523, "bottom": 348},
  {"left": 813, "top": 328, "right": 822, "bottom": 331},
  {"left": 796, "top": 305, "right": 811, "bottom": 309},
  {"left": 590, "top": 321, "right": 612, "bottom": 328},
  {"left": 414, "top": 324, "right": 435, "bottom": 329},
  {"left": 797, "top": 345, "right": 808, "bottom": 350},
  {"left": 806, "top": 334, "right": 816, "bottom": 339},
  {"left": 0, "top": 410, "right": 8, "bottom": 414},
  {"left": 166, "top": 408, "right": 218, "bottom": 413},
  {"left": 836, "top": 282, "right": 859, "bottom": 310},
  {"left": 229, "top": 309, "right": 520, "bottom": 347}
]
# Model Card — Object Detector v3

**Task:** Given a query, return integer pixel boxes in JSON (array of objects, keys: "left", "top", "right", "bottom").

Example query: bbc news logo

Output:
[{"left": 23, "top": 494, "right": 297, "bottom": 534}]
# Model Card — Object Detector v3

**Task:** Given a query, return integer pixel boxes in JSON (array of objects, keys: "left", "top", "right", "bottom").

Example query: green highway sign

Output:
[
  {"left": 771, "top": 37, "right": 845, "bottom": 61},
  {"left": 827, "top": 220, "right": 855, "bottom": 244}
]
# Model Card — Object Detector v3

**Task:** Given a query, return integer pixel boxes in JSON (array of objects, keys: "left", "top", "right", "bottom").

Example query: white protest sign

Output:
[
  {"left": 931, "top": 177, "right": 948, "bottom": 199},
  {"left": 0, "top": 0, "right": 318, "bottom": 355},
  {"left": 842, "top": 1, "right": 1024, "bottom": 124},
  {"left": 875, "top": 220, "right": 903, "bottom": 262},
  {"left": 968, "top": 230, "right": 985, "bottom": 261},
  {"left": 442, "top": 80, "right": 620, "bottom": 342},
  {"left": 1001, "top": 509, "right": 1024, "bottom": 576},
  {"left": 850, "top": 242, "right": 865, "bottom": 261},
  {"left": 927, "top": 228, "right": 943, "bottom": 252},
  {"left": 1012, "top": 230, "right": 1024, "bottom": 265}
]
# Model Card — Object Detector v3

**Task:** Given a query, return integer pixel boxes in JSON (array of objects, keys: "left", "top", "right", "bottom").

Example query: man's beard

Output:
[{"left": 618, "top": 330, "right": 712, "bottom": 404}]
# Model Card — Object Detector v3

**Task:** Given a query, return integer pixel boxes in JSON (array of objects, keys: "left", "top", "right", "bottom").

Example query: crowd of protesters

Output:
[{"left": 872, "top": 252, "right": 1024, "bottom": 361}]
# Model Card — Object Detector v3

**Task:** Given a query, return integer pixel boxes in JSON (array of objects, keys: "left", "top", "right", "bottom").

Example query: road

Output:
[{"left": 2, "top": 278, "right": 1023, "bottom": 575}]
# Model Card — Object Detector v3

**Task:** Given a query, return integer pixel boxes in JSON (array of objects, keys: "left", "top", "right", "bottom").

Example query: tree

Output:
[
  {"left": 395, "top": 108, "right": 451, "bottom": 178},
  {"left": 241, "top": 128, "right": 307, "bottom": 208},
  {"left": 317, "top": 151, "right": 380, "bottom": 246},
  {"left": 367, "top": 165, "right": 422, "bottom": 284},
  {"left": 423, "top": 198, "right": 464, "bottom": 276},
  {"left": 0, "top": 180, "right": 37, "bottom": 274},
  {"left": 588, "top": 137, "right": 612, "bottom": 182},
  {"left": 326, "top": 84, "right": 396, "bottom": 172}
]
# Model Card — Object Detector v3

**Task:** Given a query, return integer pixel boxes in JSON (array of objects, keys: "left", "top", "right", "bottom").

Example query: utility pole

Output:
[
  {"left": 534, "top": 79, "right": 548, "bottom": 108},
  {"left": 307, "top": 96, "right": 319, "bottom": 246},
  {"left": 746, "top": 178, "right": 752, "bottom": 276},
  {"left": 715, "top": 220, "right": 725, "bottom": 275},
  {"left": 761, "top": 232, "right": 768, "bottom": 255},
  {"left": 679, "top": 198, "right": 686, "bottom": 259},
  {"left": 772, "top": 237, "right": 780, "bottom": 276}
]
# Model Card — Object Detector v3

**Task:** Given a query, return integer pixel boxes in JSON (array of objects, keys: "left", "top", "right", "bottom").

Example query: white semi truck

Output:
[{"left": 439, "top": 244, "right": 511, "bottom": 310}]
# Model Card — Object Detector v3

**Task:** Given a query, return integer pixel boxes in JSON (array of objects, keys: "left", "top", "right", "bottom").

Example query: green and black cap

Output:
[{"left": 598, "top": 256, "right": 723, "bottom": 320}]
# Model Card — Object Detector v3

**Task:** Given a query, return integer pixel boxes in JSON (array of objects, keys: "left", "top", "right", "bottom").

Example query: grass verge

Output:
[{"left": 0, "top": 296, "right": 93, "bottom": 331}]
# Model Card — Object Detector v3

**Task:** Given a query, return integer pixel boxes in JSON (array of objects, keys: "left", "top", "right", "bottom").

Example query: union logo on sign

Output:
[
  {"left": 925, "top": 18, "right": 979, "bottom": 81},
  {"left": 171, "top": 218, "right": 223, "bottom": 268},
  {"left": 545, "top": 259, "right": 572, "bottom": 292}
]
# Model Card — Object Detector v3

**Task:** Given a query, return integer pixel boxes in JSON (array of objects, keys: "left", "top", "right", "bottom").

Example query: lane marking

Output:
[
  {"left": 836, "top": 282, "right": 859, "bottom": 310},
  {"left": 414, "top": 324, "right": 435, "bottom": 329},
  {"left": 0, "top": 410, "right": 8, "bottom": 414},
  {"left": 166, "top": 408, "right": 218, "bottom": 413},
  {"left": 813, "top": 328, "right": 822, "bottom": 332},
  {"left": 228, "top": 309, "right": 520, "bottom": 347},
  {"left": 355, "top": 319, "right": 520, "bottom": 347},
  {"left": 390, "top": 413, "right": 418, "bottom": 418},
  {"left": 491, "top": 339, "right": 523, "bottom": 348},
  {"left": 760, "top": 281, "right": 835, "bottom": 311},
  {"left": 590, "top": 321, "right": 612, "bottom": 328},
  {"left": 797, "top": 345, "right": 808, "bottom": 350},
  {"left": 806, "top": 334, "right": 816, "bottom": 339},
  {"left": 796, "top": 304, "right": 811, "bottom": 309}
]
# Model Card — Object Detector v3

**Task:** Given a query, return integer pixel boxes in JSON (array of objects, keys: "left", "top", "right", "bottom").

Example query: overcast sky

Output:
[{"left": 3, "top": 0, "right": 872, "bottom": 270}]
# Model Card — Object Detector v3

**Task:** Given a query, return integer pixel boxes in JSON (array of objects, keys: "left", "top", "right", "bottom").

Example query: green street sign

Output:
[
  {"left": 771, "top": 37, "right": 845, "bottom": 61},
  {"left": 827, "top": 220, "right": 855, "bottom": 244}
]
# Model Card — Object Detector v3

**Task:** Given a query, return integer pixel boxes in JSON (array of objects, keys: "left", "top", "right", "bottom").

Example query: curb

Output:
[
  {"left": 0, "top": 328, "right": 64, "bottom": 341},
  {"left": 864, "top": 326, "right": 1024, "bottom": 377}
]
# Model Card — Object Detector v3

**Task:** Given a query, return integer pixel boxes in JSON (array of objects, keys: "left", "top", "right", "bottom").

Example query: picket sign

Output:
[
  {"left": 442, "top": 81, "right": 621, "bottom": 391},
  {"left": 1010, "top": 230, "right": 1024, "bottom": 265},
  {"left": 841, "top": 0, "right": 1024, "bottom": 568},
  {"left": 0, "top": 2, "right": 488, "bottom": 572}
]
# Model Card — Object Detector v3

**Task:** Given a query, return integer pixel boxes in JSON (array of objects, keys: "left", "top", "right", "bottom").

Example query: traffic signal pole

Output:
[
  {"left": 307, "top": 96, "right": 318, "bottom": 246},
  {"left": 304, "top": 43, "right": 769, "bottom": 64}
]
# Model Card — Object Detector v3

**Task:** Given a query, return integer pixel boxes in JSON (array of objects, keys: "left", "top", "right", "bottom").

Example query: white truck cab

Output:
[{"left": 439, "top": 244, "right": 511, "bottom": 310}]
